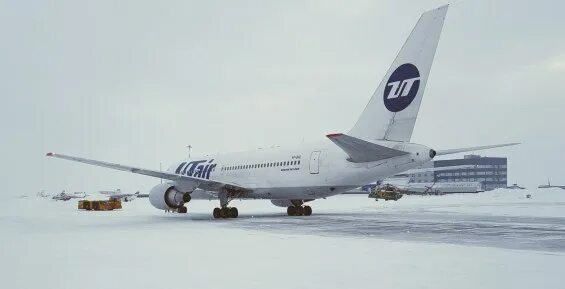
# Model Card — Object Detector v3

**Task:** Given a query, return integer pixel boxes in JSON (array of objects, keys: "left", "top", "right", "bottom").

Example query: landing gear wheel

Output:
[
  {"left": 303, "top": 206, "right": 312, "bottom": 216},
  {"left": 229, "top": 207, "right": 238, "bottom": 218},
  {"left": 220, "top": 207, "right": 230, "bottom": 218},
  {"left": 178, "top": 206, "right": 188, "bottom": 214},
  {"left": 213, "top": 208, "right": 221, "bottom": 219},
  {"left": 296, "top": 206, "right": 304, "bottom": 216},
  {"left": 183, "top": 193, "right": 192, "bottom": 203},
  {"left": 213, "top": 207, "right": 238, "bottom": 218},
  {"left": 287, "top": 206, "right": 297, "bottom": 216}
]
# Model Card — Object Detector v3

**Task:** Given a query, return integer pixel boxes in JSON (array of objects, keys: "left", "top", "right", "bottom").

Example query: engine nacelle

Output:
[{"left": 149, "top": 183, "right": 190, "bottom": 210}]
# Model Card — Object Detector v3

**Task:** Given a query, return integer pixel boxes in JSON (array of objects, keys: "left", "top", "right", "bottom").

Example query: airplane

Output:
[
  {"left": 51, "top": 190, "right": 87, "bottom": 201},
  {"left": 46, "top": 5, "right": 518, "bottom": 218},
  {"left": 538, "top": 180, "right": 565, "bottom": 190},
  {"left": 99, "top": 189, "right": 144, "bottom": 202},
  {"left": 506, "top": 183, "right": 526, "bottom": 190},
  {"left": 37, "top": 190, "right": 51, "bottom": 198}
]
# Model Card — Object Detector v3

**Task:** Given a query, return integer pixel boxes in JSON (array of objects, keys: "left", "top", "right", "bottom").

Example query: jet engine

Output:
[{"left": 149, "top": 183, "right": 191, "bottom": 210}]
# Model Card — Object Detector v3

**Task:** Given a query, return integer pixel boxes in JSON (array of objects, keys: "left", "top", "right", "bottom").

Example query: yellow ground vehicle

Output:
[
  {"left": 368, "top": 184, "right": 403, "bottom": 201},
  {"left": 78, "top": 199, "right": 122, "bottom": 211}
]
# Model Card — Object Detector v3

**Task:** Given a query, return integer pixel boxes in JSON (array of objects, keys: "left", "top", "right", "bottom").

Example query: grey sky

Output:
[{"left": 1, "top": 0, "right": 564, "bottom": 195}]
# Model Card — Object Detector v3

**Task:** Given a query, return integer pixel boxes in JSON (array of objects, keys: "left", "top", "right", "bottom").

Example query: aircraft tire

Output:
[
  {"left": 296, "top": 206, "right": 304, "bottom": 216},
  {"left": 303, "top": 206, "right": 312, "bottom": 216},
  {"left": 220, "top": 207, "right": 230, "bottom": 218},
  {"left": 213, "top": 208, "right": 221, "bottom": 219},
  {"left": 287, "top": 206, "right": 296, "bottom": 216},
  {"left": 178, "top": 206, "right": 187, "bottom": 214},
  {"left": 229, "top": 207, "right": 238, "bottom": 218}
]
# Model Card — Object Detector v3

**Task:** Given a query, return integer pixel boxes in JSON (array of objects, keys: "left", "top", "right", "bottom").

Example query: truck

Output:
[
  {"left": 368, "top": 184, "right": 403, "bottom": 201},
  {"left": 78, "top": 199, "right": 122, "bottom": 211}
]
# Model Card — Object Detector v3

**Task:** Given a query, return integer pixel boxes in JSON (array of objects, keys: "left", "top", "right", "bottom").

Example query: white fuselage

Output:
[{"left": 168, "top": 139, "right": 433, "bottom": 201}]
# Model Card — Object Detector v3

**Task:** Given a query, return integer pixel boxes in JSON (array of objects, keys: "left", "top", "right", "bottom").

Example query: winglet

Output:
[{"left": 326, "top": 133, "right": 344, "bottom": 138}]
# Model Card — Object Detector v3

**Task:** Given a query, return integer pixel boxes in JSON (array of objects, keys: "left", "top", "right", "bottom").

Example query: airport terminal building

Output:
[{"left": 409, "top": 155, "right": 508, "bottom": 191}]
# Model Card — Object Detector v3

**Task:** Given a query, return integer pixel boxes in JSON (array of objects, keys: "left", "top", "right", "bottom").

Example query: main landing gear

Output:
[
  {"left": 287, "top": 205, "right": 312, "bottom": 216},
  {"left": 213, "top": 207, "right": 238, "bottom": 219},
  {"left": 213, "top": 190, "right": 238, "bottom": 219}
]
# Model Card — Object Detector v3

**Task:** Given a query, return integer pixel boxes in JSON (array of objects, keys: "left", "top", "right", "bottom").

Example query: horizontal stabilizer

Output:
[
  {"left": 326, "top": 133, "right": 408, "bottom": 163},
  {"left": 401, "top": 165, "right": 478, "bottom": 175},
  {"left": 436, "top": 143, "right": 519, "bottom": 156}
]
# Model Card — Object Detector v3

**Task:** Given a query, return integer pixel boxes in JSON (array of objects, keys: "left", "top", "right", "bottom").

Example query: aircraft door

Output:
[{"left": 309, "top": 151, "right": 321, "bottom": 174}]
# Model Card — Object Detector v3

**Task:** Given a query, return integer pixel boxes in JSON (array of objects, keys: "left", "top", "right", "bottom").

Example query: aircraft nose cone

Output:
[{"left": 429, "top": 149, "right": 437, "bottom": 159}]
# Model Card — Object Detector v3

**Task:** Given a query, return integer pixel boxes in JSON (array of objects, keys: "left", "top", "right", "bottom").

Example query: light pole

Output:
[{"left": 186, "top": 145, "right": 192, "bottom": 159}]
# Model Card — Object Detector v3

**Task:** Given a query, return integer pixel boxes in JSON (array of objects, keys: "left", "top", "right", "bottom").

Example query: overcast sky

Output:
[{"left": 1, "top": 0, "right": 564, "bottom": 196}]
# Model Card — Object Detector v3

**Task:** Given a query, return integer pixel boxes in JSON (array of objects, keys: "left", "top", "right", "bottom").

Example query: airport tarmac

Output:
[{"left": 2, "top": 189, "right": 564, "bottom": 289}]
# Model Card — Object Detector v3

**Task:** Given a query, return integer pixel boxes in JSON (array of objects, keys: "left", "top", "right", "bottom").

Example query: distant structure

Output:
[
  {"left": 506, "top": 183, "right": 526, "bottom": 190},
  {"left": 405, "top": 154, "right": 508, "bottom": 191}
]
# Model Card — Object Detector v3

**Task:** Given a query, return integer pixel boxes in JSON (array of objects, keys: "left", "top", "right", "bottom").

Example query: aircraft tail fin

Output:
[{"left": 349, "top": 5, "right": 448, "bottom": 142}]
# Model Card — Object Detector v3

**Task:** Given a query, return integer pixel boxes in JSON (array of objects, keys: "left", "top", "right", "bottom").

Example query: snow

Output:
[{"left": 1, "top": 189, "right": 564, "bottom": 289}]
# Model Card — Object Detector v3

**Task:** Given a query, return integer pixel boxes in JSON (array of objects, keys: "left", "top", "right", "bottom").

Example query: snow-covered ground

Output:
[{"left": 2, "top": 189, "right": 564, "bottom": 289}]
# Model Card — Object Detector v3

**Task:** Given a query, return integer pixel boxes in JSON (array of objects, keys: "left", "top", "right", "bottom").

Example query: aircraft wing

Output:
[
  {"left": 99, "top": 191, "right": 131, "bottom": 198},
  {"left": 46, "top": 152, "right": 249, "bottom": 193}
]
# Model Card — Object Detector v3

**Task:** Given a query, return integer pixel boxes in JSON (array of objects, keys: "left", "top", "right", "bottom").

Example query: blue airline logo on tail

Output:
[
  {"left": 383, "top": 63, "right": 420, "bottom": 112},
  {"left": 175, "top": 159, "right": 216, "bottom": 180}
]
